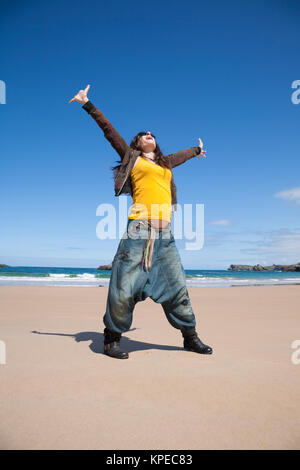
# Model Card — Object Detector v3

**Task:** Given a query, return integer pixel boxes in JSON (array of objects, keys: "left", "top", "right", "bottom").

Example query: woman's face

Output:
[{"left": 138, "top": 131, "right": 156, "bottom": 152}]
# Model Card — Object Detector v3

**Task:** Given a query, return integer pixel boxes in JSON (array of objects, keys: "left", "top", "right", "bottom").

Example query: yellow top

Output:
[{"left": 128, "top": 157, "right": 172, "bottom": 222}]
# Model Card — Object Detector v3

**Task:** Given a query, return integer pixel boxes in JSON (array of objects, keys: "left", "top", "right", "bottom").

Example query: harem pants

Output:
[{"left": 103, "top": 219, "right": 196, "bottom": 335}]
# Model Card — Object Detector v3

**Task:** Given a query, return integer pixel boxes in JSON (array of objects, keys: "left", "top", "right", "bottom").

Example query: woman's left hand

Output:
[{"left": 198, "top": 138, "right": 207, "bottom": 159}]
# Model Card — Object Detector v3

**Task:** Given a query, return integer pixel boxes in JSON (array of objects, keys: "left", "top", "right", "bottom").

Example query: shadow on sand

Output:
[{"left": 31, "top": 329, "right": 182, "bottom": 355}]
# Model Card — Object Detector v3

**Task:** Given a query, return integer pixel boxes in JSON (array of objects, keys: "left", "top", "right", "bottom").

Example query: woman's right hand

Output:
[{"left": 68, "top": 84, "right": 90, "bottom": 104}]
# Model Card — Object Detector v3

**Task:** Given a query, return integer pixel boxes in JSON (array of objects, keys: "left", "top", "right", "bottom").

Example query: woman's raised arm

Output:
[
  {"left": 165, "top": 138, "right": 207, "bottom": 168},
  {"left": 68, "top": 84, "right": 129, "bottom": 160}
]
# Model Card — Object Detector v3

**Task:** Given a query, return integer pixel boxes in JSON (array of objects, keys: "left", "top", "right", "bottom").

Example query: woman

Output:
[{"left": 69, "top": 84, "right": 213, "bottom": 359}]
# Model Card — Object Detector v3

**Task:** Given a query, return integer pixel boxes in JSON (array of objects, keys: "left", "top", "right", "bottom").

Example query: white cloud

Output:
[
  {"left": 274, "top": 187, "right": 300, "bottom": 205},
  {"left": 209, "top": 219, "right": 231, "bottom": 226},
  {"left": 240, "top": 229, "right": 300, "bottom": 259}
]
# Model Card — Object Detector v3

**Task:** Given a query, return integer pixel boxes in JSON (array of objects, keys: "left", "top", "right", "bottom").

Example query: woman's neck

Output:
[{"left": 142, "top": 151, "right": 155, "bottom": 160}]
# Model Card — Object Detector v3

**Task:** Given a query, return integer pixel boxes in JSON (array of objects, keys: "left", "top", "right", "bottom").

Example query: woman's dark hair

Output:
[
  {"left": 129, "top": 132, "right": 169, "bottom": 169},
  {"left": 111, "top": 131, "right": 170, "bottom": 180}
]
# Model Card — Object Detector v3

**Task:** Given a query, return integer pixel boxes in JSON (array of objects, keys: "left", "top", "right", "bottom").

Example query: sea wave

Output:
[
  {"left": 0, "top": 273, "right": 110, "bottom": 286},
  {"left": 0, "top": 272, "right": 111, "bottom": 280}
]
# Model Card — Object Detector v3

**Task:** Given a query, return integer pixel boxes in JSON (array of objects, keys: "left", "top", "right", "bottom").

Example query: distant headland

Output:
[
  {"left": 228, "top": 262, "right": 300, "bottom": 272},
  {"left": 97, "top": 265, "right": 112, "bottom": 271}
]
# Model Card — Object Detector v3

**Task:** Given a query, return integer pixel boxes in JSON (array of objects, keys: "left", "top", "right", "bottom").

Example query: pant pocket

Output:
[{"left": 127, "top": 219, "right": 151, "bottom": 240}]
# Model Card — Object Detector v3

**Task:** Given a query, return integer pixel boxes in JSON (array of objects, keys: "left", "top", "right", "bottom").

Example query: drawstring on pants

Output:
[{"left": 141, "top": 224, "right": 156, "bottom": 272}]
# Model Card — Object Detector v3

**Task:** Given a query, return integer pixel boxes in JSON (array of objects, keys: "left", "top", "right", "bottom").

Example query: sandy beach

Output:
[{"left": 0, "top": 285, "right": 299, "bottom": 450}]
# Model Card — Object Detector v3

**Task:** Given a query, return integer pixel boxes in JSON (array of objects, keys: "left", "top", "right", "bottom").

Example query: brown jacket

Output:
[{"left": 82, "top": 100, "right": 201, "bottom": 208}]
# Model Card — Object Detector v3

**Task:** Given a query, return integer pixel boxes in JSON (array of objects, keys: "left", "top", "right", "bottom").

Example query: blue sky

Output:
[{"left": 1, "top": 0, "right": 300, "bottom": 269}]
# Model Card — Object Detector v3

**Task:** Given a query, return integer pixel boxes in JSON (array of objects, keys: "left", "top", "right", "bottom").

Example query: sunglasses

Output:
[{"left": 138, "top": 132, "right": 156, "bottom": 140}]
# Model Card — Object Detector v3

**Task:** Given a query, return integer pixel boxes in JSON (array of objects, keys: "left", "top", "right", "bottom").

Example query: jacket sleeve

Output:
[
  {"left": 82, "top": 100, "right": 129, "bottom": 160},
  {"left": 165, "top": 147, "right": 201, "bottom": 169}
]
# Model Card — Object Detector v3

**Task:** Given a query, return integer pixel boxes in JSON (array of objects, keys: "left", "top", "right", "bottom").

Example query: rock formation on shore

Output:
[
  {"left": 228, "top": 262, "right": 300, "bottom": 272},
  {"left": 0, "top": 264, "right": 9, "bottom": 267},
  {"left": 97, "top": 265, "right": 112, "bottom": 271}
]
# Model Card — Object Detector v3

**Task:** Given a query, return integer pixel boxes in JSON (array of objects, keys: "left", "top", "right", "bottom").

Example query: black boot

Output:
[
  {"left": 182, "top": 328, "right": 213, "bottom": 355},
  {"left": 103, "top": 327, "right": 129, "bottom": 359}
]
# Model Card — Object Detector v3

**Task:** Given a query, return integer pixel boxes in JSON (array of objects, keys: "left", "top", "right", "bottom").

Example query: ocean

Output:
[{"left": 0, "top": 266, "right": 300, "bottom": 287}]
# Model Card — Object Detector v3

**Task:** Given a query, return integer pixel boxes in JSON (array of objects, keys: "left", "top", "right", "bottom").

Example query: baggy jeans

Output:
[{"left": 103, "top": 219, "right": 196, "bottom": 335}]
